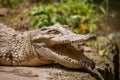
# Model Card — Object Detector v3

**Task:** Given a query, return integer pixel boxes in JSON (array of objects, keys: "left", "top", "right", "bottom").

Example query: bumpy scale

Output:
[{"left": 0, "top": 24, "right": 96, "bottom": 69}]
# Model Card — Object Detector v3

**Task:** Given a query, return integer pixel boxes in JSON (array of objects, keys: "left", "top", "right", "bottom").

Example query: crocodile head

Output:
[{"left": 30, "top": 24, "right": 96, "bottom": 69}]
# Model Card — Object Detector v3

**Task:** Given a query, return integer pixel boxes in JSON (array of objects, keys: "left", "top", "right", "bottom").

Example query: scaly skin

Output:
[{"left": 0, "top": 24, "right": 96, "bottom": 69}]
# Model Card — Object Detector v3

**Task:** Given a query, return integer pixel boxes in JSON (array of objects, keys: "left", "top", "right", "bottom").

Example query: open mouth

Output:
[
  {"left": 49, "top": 38, "right": 96, "bottom": 69},
  {"left": 34, "top": 33, "right": 96, "bottom": 69}
]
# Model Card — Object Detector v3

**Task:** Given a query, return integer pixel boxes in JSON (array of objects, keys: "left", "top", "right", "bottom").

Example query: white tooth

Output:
[
  {"left": 61, "top": 54, "right": 63, "bottom": 57},
  {"left": 59, "top": 54, "right": 79, "bottom": 64},
  {"left": 74, "top": 60, "right": 77, "bottom": 64},
  {"left": 70, "top": 59, "right": 73, "bottom": 63},
  {"left": 68, "top": 58, "right": 72, "bottom": 63},
  {"left": 66, "top": 57, "right": 69, "bottom": 61},
  {"left": 64, "top": 55, "right": 67, "bottom": 59},
  {"left": 68, "top": 58, "right": 71, "bottom": 62},
  {"left": 71, "top": 59, "right": 74, "bottom": 63},
  {"left": 69, "top": 58, "right": 73, "bottom": 63},
  {"left": 73, "top": 60, "right": 76, "bottom": 63},
  {"left": 63, "top": 55, "right": 66, "bottom": 59},
  {"left": 59, "top": 54, "right": 61, "bottom": 57}
]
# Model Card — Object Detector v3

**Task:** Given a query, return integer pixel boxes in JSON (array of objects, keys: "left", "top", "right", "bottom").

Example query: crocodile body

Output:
[{"left": 0, "top": 24, "right": 96, "bottom": 69}]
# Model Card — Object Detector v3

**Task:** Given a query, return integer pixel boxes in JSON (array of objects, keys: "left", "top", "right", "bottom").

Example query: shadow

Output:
[
  {"left": 97, "top": 67, "right": 115, "bottom": 80},
  {"left": 34, "top": 63, "right": 102, "bottom": 80},
  {"left": 77, "top": 68, "right": 102, "bottom": 80},
  {"left": 113, "top": 43, "right": 119, "bottom": 80}
]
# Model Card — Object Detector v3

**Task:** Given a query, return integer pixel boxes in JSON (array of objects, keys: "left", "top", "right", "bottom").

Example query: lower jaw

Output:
[{"left": 57, "top": 59, "right": 84, "bottom": 69}]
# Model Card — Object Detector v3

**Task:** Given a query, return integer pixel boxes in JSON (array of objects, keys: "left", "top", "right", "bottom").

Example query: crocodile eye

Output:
[
  {"left": 47, "top": 30, "right": 60, "bottom": 34},
  {"left": 41, "top": 27, "right": 47, "bottom": 31}
]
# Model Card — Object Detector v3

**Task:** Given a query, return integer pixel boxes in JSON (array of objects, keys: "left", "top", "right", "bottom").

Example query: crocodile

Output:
[{"left": 0, "top": 24, "right": 96, "bottom": 69}]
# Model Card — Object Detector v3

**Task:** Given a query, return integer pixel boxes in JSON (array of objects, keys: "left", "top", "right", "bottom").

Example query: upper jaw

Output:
[{"left": 49, "top": 34, "right": 96, "bottom": 45}]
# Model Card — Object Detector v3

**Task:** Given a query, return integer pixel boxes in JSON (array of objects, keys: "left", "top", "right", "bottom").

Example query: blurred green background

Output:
[{"left": 0, "top": 0, "right": 119, "bottom": 34}]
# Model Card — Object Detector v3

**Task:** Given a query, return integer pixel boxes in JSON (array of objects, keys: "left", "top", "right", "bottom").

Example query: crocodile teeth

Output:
[
  {"left": 62, "top": 39, "right": 84, "bottom": 44},
  {"left": 79, "top": 58, "right": 95, "bottom": 68},
  {"left": 67, "top": 57, "right": 72, "bottom": 62},
  {"left": 62, "top": 55, "right": 69, "bottom": 62},
  {"left": 65, "top": 56, "right": 78, "bottom": 64}
]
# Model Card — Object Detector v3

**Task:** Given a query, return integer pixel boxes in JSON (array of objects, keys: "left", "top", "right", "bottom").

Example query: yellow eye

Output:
[{"left": 47, "top": 30, "right": 60, "bottom": 34}]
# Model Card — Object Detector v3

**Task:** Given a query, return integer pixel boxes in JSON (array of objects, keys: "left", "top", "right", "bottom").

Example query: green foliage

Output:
[
  {"left": 102, "top": 48, "right": 109, "bottom": 57},
  {"left": 30, "top": 0, "right": 104, "bottom": 33}
]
